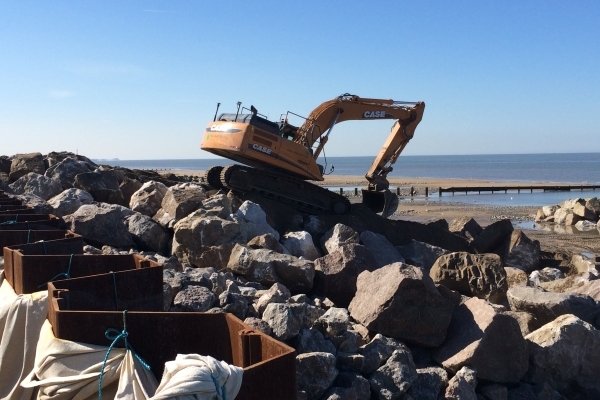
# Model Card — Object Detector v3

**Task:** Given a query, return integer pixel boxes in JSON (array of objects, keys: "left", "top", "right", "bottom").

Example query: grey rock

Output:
[
  {"left": 359, "top": 231, "right": 405, "bottom": 267},
  {"left": 573, "top": 202, "right": 598, "bottom": 221},
  {"left": 313, "top": 307, "right": 351, "bottom": 337},
  {"left": 201, "top": 193, "right": 232, "bottom": 220},
  {"left": 359, "top": 334, "right": 404, "bottom": 375},
  {"left": 396, "top": 240, "right": 451, "bottom": 273},
  {"left": 335, "top": 353, "right": 364, "bottom": 373},
  {"left": 13, "top": 193, "right": 54, "bottom": 214},
  {"left": 571, "top": 252, "right": 599, "bottom": 275},
  {"left": 247, "top": 233, "right": 289, "bottom": 254},
  {"left": 585, "top": 197, "right": 600, "bottom": 215},
  {"left": 9, "top": 152, "right": 45, "bottom": 181},
  {"left": 8, "top": 172, "right": 63, "bottom": 200},
  {"left": 525, "top": 314, "right": 600, "bottom": 398},
  {"left": 296, "top": 352, "right": 338, "bottom": 400},
  {"left": 281, "top": 231, "right": 321, "bottom": 261},
  {"left": 153, "top": 183, "right": 207, "bottom": 227},
  {"left": 319, "top": 223, "right": 360, "bottom": 255},
  {"left": 127, "top": 213, "right": 170, "bottom": 253},
  {"left": 173, "top": 285, "right": 216, "bottom": 312},
  {"left": 542, "top": 205, "right": 558, "bottom": 218},
  {"left": 503, "top": 311, "right": 543, "bottom": 337},
  {"left": 74, "top": 170, "right": 125, "bottom": 205},
  {"left": 255, "top": 282, "right": 291, "bottom": 314},
  {"left": 296, "top": 328, "right": 336, "bottom": 355},
  {"left": 430, "top": 252, "right": 508, "bottom": 304},
  {"left": 505, "top": 266, "right": 528, "bottom": 289},
  {"left": 129, "top": 180, "right": 168, "bottom": 217},
  {"left": 322, "top": 372, "right": 370, "bottom": 400},
  {"left": 507, "top": 286, "right": 600, "bottom": 326},
  {"left": 434, "top": 297, "right": 529, "bottom": 383},
  {"left": 234, "top": 200, "right": 280, "bottom": 241},
  {"left": 163, "top": 282, "right": 173, "bottom": 311},
  {"left": 479, "top": 384, "right": 508, "bottom": 400},
  {"left": 369, "top": 347, "right": 418, "bottom": 400},
  {"left": 262, "top": 303, "right": 307, "bottom": 340},
  {"left": 349, "top": 263, "right": 454, "bottom": 347},
  {"left": 553, "top": 208, "right": 572, "bottom": 225},
  {"left": 528, "top": 268, "right": 564, "bottom": 287},
  {"left": 406, "top": 366, "right": 449, "bottom": 400},
  {"left": 445, "top": 366, "right": 478, "bottom": 400},
  {"left": 312, "top": 244, "right": 378, "bottom": 308},
  {"left": 471, "top": 219, "right": 513, "bottom": 254},
  {"left": 63, "top": 203, "right": 133, "bottom": 247},
  {"left": 227, "top": 244, "right": 315, "bottom": 293},
  {"left": 448, "top": 216, "right": 483, "bottom": 241},
  {"left": 119, "top": 178, "right": 143, "bottom": 209},
  {"left": 44, "top": 157, "right": 95, "bottom": 189},
  {"left": 218, "top": 290, "right": 248, "bottom": 320},
  {"left": 47, "top": 188, "right": 94, "bottom": 217},
  {"left": 243, "top": 317, "right": 272, "bottom": 335},
  {"left": 505, "top": 230, "right": 540, "bottom": 273}
]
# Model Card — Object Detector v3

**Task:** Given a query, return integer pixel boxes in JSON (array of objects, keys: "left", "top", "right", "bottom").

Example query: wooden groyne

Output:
[{"left": 438, "top": 185, "right": 600, "bottom": 196}]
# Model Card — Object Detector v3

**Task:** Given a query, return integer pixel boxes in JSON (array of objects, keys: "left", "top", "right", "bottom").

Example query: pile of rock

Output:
[
  {"left": 3, "top": 151, "right": 600, "bottom": 399},
  {"left": 535, "top": 197, "right": 600, "bottom": 230}
]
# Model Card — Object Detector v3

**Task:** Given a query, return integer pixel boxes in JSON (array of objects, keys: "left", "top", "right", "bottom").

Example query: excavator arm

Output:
[{"left": 296, "top": 94, "right": 425, "bottom": 215}]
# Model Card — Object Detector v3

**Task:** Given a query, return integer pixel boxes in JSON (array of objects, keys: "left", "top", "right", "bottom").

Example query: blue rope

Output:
[
  {"left": 98, "top": 311, "right": 151, "bottom": 400},
  {"left": 38, "top": 254, "right": 74, "bottom": 288},
  {"left": 211, "top": 375, "right": 227, "bottom": 400}
]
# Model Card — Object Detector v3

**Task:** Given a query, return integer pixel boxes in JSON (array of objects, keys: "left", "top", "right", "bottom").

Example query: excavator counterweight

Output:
[{"left": 201, "top": 94, "right": 425, "bottom": 216}]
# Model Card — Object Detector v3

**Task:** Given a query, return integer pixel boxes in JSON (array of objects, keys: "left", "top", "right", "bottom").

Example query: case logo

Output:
[{"left": 363, "top": 111, "right": 387, "bottom": 118}]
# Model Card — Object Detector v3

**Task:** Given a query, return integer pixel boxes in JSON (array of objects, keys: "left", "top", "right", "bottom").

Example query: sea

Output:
[{"left": 98, "top": 153, "right": 600, "bottom": 208}]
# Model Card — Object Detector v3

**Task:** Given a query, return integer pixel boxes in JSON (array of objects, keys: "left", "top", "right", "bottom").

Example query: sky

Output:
[{"left": 1, "top": 1, "right": 599, "bottom": 160}]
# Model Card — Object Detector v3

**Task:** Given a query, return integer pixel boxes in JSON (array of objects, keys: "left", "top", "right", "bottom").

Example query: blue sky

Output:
[{"left": 1, "top": 1, "right": 599, "bottom": 160}]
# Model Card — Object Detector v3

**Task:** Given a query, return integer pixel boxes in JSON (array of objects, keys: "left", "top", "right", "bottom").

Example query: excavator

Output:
[{"left": 201, "top": 93, "right": 425, "bottom": 217}]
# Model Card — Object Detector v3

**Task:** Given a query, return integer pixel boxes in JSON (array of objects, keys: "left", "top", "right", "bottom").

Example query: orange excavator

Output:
[{"left": 201, "top": 94, "right": 425, "bottom": 216}]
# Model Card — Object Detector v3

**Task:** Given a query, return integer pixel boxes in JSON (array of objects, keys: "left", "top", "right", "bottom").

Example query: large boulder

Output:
[
  {"left": 321, "top": 373, "right": 370, "bottom": 400},
  {"left": 448, "top": 216, "right": 483, "bottom": 241},
  {"left": 358, "top": 334, "right": 405, "bottom": 376},
  {"left": 348, "top": 263, "right": 454, "bottom": 347},
  {"left": 406, "top": 366, "right": 448, "bottom": 400},
  {"left": 47, "top": 188, "right": 94, "bottom": 217},
  {"left": 74, "top": 170, "right": 125, "bottom": 205},
  {"left": 127, "top": 213, "right": 170, "bottom": 253},
  {"left": 296, "top": 352, "right": 338, "bottom": 400},
  {"left": 247, "top": 233, "right": 289, "bottom": 254},
  {"left": 44, "top": 157, "right": 96, "bottom": 189},
  {"left": 368, "top": 347, "right": 418, "bottom": 400},
  {"left": 396, "top": 240, "right": 451, "bottom": 273},
  {"left": 281, "top": 231, "right": 321, "bottom": 261},
  {"left": 153, "top": 183, "right": 207, "bottom": 228},
  {"left": 9, "top": 152, "right": 45, "bottom": 181},
  {"left": 585, "top": 197, "right": 600, "bottom": 215},
  {"left": 129, "top": 180, "right": 168, "bottom": 217},
  {"left": 232, "top": 200, "right": 280, "bottom": 242},
  {"left": 359, "top": 231, "right": 405, "bottom": 267},
  {"left": 7, "top": 172, "right": 63, "bottom": 200},
  {"left": 312, "top": 244, "right": 378, "bottom": 308},
  {"left": 573, "top": 202, "right": 598, "bottom": 221},
  {"left": 430, "top": 252, "right": 508, "bottom": 304},
  {"left": 13, "top": 194, "right": 54, "bottom": 214},
  {"left": 201, "top": 193, "right": 232, "bottom": 220},
  {"left": 227, "top": 244, "right": 315, "bottom": 293},
  {"left": 172, "top": 210, "right": 240, "bottom": 268},
  {"left": 504, "top": 230, "right": 540, "bottom": 273},
  {"left": 507, "top": 286, "right": 600, "bottom": 327},
  {"left": 63, "top": 203, "right": 134, "bottom": 247},
  {"left": 444, "top": 366, "right": 478, "bottom": 400},
  {"left": 471, "top": 219, "right": 513, "bottom": 254},
  {"left": 262, "top": 303, "right": 313, "bottom": 341},
  {"left": 319, "top": 223, "right": 360, "bottom": 255},
  {"left": 525, "top": 314, "right": 600, "bottom": 398},
  {"left": 433, "top": 297, "right": 529, "bottom": 383},
  {"left": 119, "top": 177, "right": 143, "bottom": 208}
]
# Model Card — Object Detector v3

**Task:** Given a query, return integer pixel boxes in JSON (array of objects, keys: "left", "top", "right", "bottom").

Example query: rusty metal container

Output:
[
  {"left": 0, "top": 229, "right": 79, "bottom": 253},
  {"left": 4, "top": 236, "right": 158, "bottom": 294},
  {"left": 0, "top": 214, "right": 60, "bottom": 224},
  {"left": 0, "top": 216, "right": 63, "bottom": 231},
  {"left": 0, "top": 208, "right": 34, "bottom": 215},
  {"left": 0, "top": 199, "right": 22, "bottom": 206},
  {"left": 47, "top": 282, "right": 297, "bottom": 400},
  {"left": 0, "top": 204, "right": 29, "bottom": 211}
]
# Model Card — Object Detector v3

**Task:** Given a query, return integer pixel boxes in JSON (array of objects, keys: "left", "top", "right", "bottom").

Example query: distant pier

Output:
[{"left": 438, "top": 184, "right": 600, "bottom": 197}]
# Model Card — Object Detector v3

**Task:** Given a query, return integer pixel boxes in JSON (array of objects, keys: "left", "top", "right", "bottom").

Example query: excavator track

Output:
[{"left": 219, "top": 165, "right": 351, "bottom": 215}]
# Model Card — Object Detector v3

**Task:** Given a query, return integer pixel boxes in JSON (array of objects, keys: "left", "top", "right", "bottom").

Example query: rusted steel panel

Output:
[{"left": 0, "top": 208, "right": 35, "bottom": 215}]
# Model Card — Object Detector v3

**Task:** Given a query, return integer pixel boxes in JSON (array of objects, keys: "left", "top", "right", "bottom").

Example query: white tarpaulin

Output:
[
  {"left": 0, "top": 276, "right": 48, "bottom": 400},
  {"left": 150, "top": 354, "right": 243, "bottom": 400}
]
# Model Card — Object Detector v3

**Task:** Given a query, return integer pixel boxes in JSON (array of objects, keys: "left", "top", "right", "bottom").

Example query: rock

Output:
[
  {"left": 396, "top": 240, "right": 451, "bottom": 273},
  {"left": 162, "top": 282, "right": 173, "bottom": 311},
  {"left": 505, "top": 230, "right": 540, "bottom": 273},
  {"left": 430, "top": 252, "right": 508, "bottom": 304},
  {"left": 47, "top": 188, "right": 94, "bottom": 217},
  {"left": 535, "top": 209, "right": 545, "bottom": 222},
  {"left": 503, "top": 311, "right": 543, "bottom": 337},
  {"left": 349, "top": 263, "right": 453, "bottom": 347},
  {"left": 406, "top": 366, "right": 448, "bottom": 400},
  {"left": 119, "top": 178, "right": 143, "bottom": 208},
  {"left": 243, "top": 317, "right": 272, "bottom": 335},
  {"left": 585, "top": 197, "right": 600, "bottom": 215},
  {"left": 312, "top": 244, "right": 378, "bottom": 308},
  {"left": 63, "top": 203, "right": 133, "bottom": 247},
  {"left": 281, "top": 231, "right": 321, "bottom": 261},
  {"left": 507, "top": 286, "right": 600, "bottom": 327},
  {"left": 571, "top": 280, "right": 600, "bottom": 301},
  {"left": 234, "top": 200, "right": 280, "bottom": 241},
  {"left": 7, "top": 172, "right": 63, "bottom": 200},
  {"left": 574, "top": 220, "right": 598, "bottom": 230},
  {"left": 471, "top": 219, "right": 513, "bottom": 254},
  {"left": 528, "top": 268, "right": 564, "bottom": 287},
  {"left": 74, "top": 170, "right": 125, "bottom": 205},
  {"left": 129, "top": 180, "right": 168, "bottom": 217},
  {"left": 201, "top": 193, "right": 232, "bottom": 220},
  {"left": 9, "top": 152, "right": 45, "bottom": 181},
  {"left": 127, "top": 213, "right": 170, "bottom": 253},
  {"left": 335, "top": 353, "right": 364, "bottom": 373},
  {"left": 296, "top": 328, "right": 336, "bottom": 355},
  {"left": 434, "top": 297, "right": 529, "bottom": 383},
  {"left": 0, "top": 155, "right": 11, "bottom": 174},
  {"left": 322, "top": 373, "right": 370, "bottom": 400},
  {"left": 445, "top": 366, "right": 478, "bottom": 400},
  {"left": 296, "top": 352, "right": 338, "bottom": 400},
  {"left": 172, "top": 210, "right": 240, "bottom": 268},
  {"left": 173, "top": 285, "right": 216, "bottom": 312},
  {"left": 319, "top": 223, "right": 360, "bottom": 255},
  {"left": 542, "top": 205, "right": 558, "bottom": 218},
  {"left": 564, "top": 212, "right": 582, "bottom": 226},
  {"left": 262, "top": 303, "right": 308, "bottom": 340},
  {"left": 448, "top": 216, "right": 483, "bottom": 241},
  {"left": 505, "top": 266, "right": 528, "bottom": 288},
  {"left": 255, "top": 282, "right": 291, "bottom": 314},
  {"left": 359, "top": 231, "right": 405, "bottom": 267},
  {"left": 227, "top": 244, "right": 315, "bottom": 293},
  {"left": 369, "top": 347, "right": 418, "bottom": 400},
  {"left": 559, "top": 198, "right": 584, "bottom": 210},
  {"left": 247, "top": 233, "right": 289, "bottom": 254},
  {"left": 572, "top": 202, "right": 598, "bottom": 221},
  {"left": 479, "top": 384, "right": 508, "bottom": 400},
  {"left": 44, "top": 157, "right": 95, "bottom": 189},
  {"left": 313, "top": 307, "right": 350, "bottom": 337},
  {"left": 525, "top": 314, "right": 600, "bottom": 398},
  {"left": 218, "top": 290, "right": 248, "bottom": 320},
  {"left": 153, "top": 183, "right": 207, "bottom": 227},
  {"left": 553, "top": 208, "right": 572, "bottom": 225}
]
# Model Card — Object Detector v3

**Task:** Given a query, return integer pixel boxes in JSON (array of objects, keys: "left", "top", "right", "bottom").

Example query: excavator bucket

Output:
[{"left": 361, "top": 189, "right": 399, "bottom": 218}]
